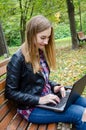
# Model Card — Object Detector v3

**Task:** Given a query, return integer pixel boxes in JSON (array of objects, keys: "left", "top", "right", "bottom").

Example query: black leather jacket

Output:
[{"left": 5, "top": 49, "right": 58, "bottom": 109}]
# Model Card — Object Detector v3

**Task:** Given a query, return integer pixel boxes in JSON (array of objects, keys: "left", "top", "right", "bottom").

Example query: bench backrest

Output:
[
  {"left": 0, "top": 58, "right": 17, "bottom": 123},
  {"left": 77, "top": 31, "right": 85, "bottom": 39}
]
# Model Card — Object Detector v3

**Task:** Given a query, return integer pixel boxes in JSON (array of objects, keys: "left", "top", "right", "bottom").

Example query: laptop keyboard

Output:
[{"left": 47, "top": 91, "right": 70, "bottom": 108}]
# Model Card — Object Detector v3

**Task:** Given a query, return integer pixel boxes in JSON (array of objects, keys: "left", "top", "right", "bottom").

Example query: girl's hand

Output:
[
  {"left": 39, "top": 94, "right": 60, "bottom": 105},
  {"left": 54, "top": 85, "right": 66, "bottom": 98}
]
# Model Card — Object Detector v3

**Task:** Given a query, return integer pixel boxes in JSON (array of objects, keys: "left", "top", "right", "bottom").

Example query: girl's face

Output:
[{"left": 36, "top": 27, "right": 51, "bottom": 50}]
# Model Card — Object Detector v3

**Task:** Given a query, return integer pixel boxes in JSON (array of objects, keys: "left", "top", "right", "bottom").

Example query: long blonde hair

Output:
[{"left": 22, "top": 15, "right": 56, "bottom": 73}]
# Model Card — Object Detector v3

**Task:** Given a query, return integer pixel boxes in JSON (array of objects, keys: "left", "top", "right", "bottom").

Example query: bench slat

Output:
[
  {"left": 38, "top": 124, "right": 47, "bottom": 130},
  {"left": 0, "top": 57, "right": 10, "bottom": 67},
  {"left": 17, "top": 118, "right": 29, "bottom": 130},
  {"left": 47, "top": 123, "right": 57, "bottom": 130},
  {"left": 0, "top": 92, "right": 7, "bottom": 105},
  {"left": 7, "top": 113, "right": 23, "bottom": 130},
  {"left": 0, "top": 79, "right": 6, "bottom": 91},
  {"left": 27, "top": 123, "right": 38, "bottom": 130},
  {"left": 0, "top": 65, "right": 7, "bottom": 77},
  {"left": 0, "top": 108, "right": 16, "bottom": 129},
  {"left": 0, "top": 101, "right": 13, "bottom": 121}
]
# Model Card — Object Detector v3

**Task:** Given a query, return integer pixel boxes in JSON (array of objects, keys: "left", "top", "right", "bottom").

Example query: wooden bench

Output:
[
  {"left": 77, "top": 31, "right": 86, "bottom": 43},
  {"left": 0, "top": 58, "right": 74, "bottom": 130}
]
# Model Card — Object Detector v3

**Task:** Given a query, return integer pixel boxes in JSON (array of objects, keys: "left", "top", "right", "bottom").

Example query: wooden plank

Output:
[
  {"left": 0, "top": 92, "right": 7, "bottom": 105},
  {"left": 0, "top": 108, "right": 16, "bottom": 130},
  {"left": 78, "top": 32, "right": 85, "bottom": 38},
  {"left": 77, "top": 31, "right": 86, "bottom": 42},
  {"left": 17, "top": 118, "right": 29, "bottom": 130},
  {"left": 0, "top": 58, "right": 10, "bottom": 67},
  {"left": 0, "top": 101, "right": 12, "bottom": 121},
  {"left": 27, "top": 123, "right": 38, "bottom": 130},
  {"left": 47, "top": 123, "right": 57, "bottom": 130},
  {"left": 0, "top": 65, "right": 7, "bottom": 77},
  {"left": 0, "top": 58, "right": 10, "bottom": 77},
  {"left": 0, "top": 79, "right": 6, "bottom": 91},
  {"left": 7, "top": 113, "right": 23, "bottom": 130},
  {"left": 38, "top": 124, "right": 47, "bottom": 130}
]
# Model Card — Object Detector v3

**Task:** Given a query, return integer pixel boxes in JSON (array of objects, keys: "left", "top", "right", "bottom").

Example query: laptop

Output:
[{"left": 37, "top": 74, "right": 86, "bottom": 112}]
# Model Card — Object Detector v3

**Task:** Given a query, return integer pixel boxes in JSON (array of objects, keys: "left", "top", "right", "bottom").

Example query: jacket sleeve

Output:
[
  {"left": 48, "top": 80, "right": 61, "bottom": 92},
  {"left": 5, "top": 54, "right": 39, "bottom": 106}
]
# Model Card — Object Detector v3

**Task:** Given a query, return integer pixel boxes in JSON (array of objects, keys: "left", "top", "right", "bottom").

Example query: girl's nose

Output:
[{"left": 43, "top": 39, "right": 48, "bottom": 45}]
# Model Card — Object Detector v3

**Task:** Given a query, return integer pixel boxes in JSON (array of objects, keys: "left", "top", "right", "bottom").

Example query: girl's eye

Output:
[
  {"left": 41, "top": 37, "right": 50, "bottom": 40},
  {"left": 41, "top": 37, "right": 45, "bottom": 40}
]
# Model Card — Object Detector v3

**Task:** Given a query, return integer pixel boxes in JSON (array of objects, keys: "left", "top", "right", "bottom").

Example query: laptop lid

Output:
[
  {"left": 37, "top": 74, "right": 86, "bottom": 112},
  {"left": 64, "top": 74, "right": 86, "bottom": 111}
]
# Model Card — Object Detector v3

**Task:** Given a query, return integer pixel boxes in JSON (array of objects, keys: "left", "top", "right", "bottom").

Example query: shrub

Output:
[{"left": 54, "top": 23, "right": 71, "bottom": 39}]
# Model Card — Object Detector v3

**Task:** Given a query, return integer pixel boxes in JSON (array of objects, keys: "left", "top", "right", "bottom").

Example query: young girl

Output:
[{"left": 5, "top": 15, "right": 86, "bottom": 130}]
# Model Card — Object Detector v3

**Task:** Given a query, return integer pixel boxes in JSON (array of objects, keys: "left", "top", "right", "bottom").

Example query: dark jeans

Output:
[{"left": 29, "top": 96, "right": 86, "bottom": 130}]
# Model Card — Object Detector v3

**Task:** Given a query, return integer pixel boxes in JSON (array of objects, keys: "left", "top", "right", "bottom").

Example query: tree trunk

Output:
[
  {"left": 66, "top": 0, "right": 79, "bottom": 49},
  {"left": 20, "top": 13, "right": 26, "bottom": 44},
  {"left": 0, "top": 22, "right": 9, "bottom": 57},
  {"left": 19, "top": 0, "right": 34, "bottom": 44}
]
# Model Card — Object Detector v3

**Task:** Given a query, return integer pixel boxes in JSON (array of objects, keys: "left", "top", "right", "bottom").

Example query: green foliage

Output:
[
  {"left": 3, "top": 18, "right": 21, "bottom": 46},
  {"left": 82, "top": 12, "right": 86, "bottom": 33},
  {"left": 0, "top": 0, "right": 86, "bottom": 46},
  {"left": 54, "top": 23, "right": 71, "bottom": 39},
  {"left": 76, "top": 11, "right": 86, "bottom": 33},
  {"left": 3, "top": 22, "right": 21, "bottom": 46},
  {"left": 0, "top": 0, "right": 20, "bottom": 46}
]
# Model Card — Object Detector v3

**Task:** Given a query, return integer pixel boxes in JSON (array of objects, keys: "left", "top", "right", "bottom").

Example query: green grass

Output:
[{"left": 55, "top": 37, "right": 71, "bottom": 48}]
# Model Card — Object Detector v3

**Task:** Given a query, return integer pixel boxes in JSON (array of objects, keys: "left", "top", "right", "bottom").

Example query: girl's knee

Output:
[{"left": 66, "top": 105, "right": 85, "bottom": 123}]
